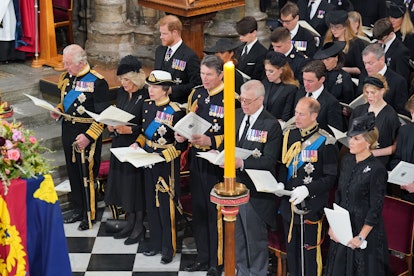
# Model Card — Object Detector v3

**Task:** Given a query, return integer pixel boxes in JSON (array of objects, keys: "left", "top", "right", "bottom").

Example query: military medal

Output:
[
  {"left": 301, "top": 149, "right": 318, "bottom": 162},
  {"left": 77, "top": 93, "right": 86, "bottom": 103},
  {"left": 157, "top": 137, "right": 167, "bottom": 145},
  {"left": 252, "top": 148, "right": 262, "bottom": 158},
  {"left": 212, "top": 123, "right": 221, "bottom": 132},
  {"left": 304, "top": 162, "right": 315, "bottom": 174},
  {"left": 303, "top": 175, "right": 313, "bottom": 184},
  {"left": 317, "top": 10, "right": 325, "bottom": 19},
  {"left": 205, "top": 96, "right": 210, "bottom": 104}
]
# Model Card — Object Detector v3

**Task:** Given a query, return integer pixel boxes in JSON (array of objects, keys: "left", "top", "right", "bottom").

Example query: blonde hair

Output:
[
  {"left": 362, "top": 127, "right": 379, "bottom": 149},
  {"left": 348, "top": 11, "right": 365, "bottom": 37},
  {"left": 399, "top": 11, "right": 414, "bottom": 40},
  {"left": 324, "top": 19, "right": 357, "bottom": 53},
  {"left": 121, "top": 69, "right": 146, "bottom": 89}
]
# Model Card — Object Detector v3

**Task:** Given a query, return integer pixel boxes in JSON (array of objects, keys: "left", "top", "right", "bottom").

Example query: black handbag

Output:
[{"left": 105, "top": 219, "right": 127, "bottom": 233}]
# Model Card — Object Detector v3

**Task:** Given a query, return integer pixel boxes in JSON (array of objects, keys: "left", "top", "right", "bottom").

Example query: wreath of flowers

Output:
[{"left": 0, "top": 120, "right": 53, "bottom": 194}]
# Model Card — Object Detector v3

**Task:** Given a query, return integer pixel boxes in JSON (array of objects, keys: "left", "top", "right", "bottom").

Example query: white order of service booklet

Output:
[
  {"left": 245, "top": 169, "right": 292, "bottom": 196},
  {"left": 85, "top": 105, "right": 136, "bottom": 126},
  {"left": 388, "top": 161, "right": 414, "bottom": 186},
  {"left": 197, "top": 147, "right": 253, "bottom": 165},
  {"left": 110, "top": 147, "right": 165, "bottom": 168},
  {"left": 24, "top": 93, "right": 65, "bottom": 116},
  {"left": 324, "top": 203, "right": 367, "bottom": 249},
  {"left": 168, "top": 112, "right": 212, "bottom": 140}
]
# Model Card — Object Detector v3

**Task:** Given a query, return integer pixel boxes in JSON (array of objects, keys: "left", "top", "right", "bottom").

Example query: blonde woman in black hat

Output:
[
  {"left": 262, "top": 51, "right": 299, "bottom": 122},
  {"left": 388, "top": 2, "right": 414, "bottom": 61},
  {"left": 313, "top": 41, "right": 355, "bottom": 104},
  {"left": 326, "top": 112, "right": 390, "bottom": 275},
  {"left": 349, "top": 74, "right": 400, "bottom": 168},
  {"left": 133, "top": 70, "right": 186, "bottom": 264},
  {"left": 323, "top": 10, "right": 368, "bottom": 77},
  {"left": 105, "top": 55, "right": 149, "bottom": 244}
]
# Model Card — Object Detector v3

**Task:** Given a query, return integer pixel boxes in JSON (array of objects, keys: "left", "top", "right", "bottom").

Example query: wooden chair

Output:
[
  {"left": 52, "top": 0, "right": 74, "bottom": 44},
  {"left": 382, "top": 196, "right": 414, "bottom": 276}
]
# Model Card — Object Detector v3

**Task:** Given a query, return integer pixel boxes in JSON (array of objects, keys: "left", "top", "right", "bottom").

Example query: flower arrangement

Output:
[{"left": 0, "top": 120, "right": 53, "bottom": 194}]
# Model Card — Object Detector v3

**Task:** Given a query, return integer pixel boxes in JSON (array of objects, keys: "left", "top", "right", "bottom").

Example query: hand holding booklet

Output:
[
  {"left": 197, "top": 147, "right": 253, "bottom": 165},
  {"left": 85, "top": 105, "right": 136, "bottom": 126},
  {"left": 324, "top": 204, "right": 367, "bottom": 249},
  {"left": 110, "top": 147, "right": 165, "bottom": 168},
  {"left": 169, "top": 112, "right": 212, "bottom": 140},
  {"left": 388, "top": 161, "right": 414, "bottom": 186},
  {"left": 24, "top": 93, "right": 65, "bottom": 116},
  {"left": 245, "top": 169, "right": 292, "bottom": 196}
]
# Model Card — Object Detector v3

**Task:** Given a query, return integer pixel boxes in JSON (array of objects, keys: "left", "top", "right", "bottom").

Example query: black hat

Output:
[
  {"left": 363, "top": 76, "right": 385, "bottom": 88},
  {"left": 313, "top": 41, "right": 346, "bottom": 60},
  {"left": 145, "top": 70, "right": 175, "bottom": 86},
  {"left": 265, "top": 51, "right": 288, "bottom": 67},
  {"left": 204, "top": 38, "right": 241, "bottom": 54},
  {"left": 388, "top": 3, "right": 405, "bottom": 18},
  {"left": 117, "top": 55, "right": 142, "bottom": 76},
  {"left": 348, "top": 112, "right": 376, "bottom": 137},
  {"left": 325, "top": 10, "right": 348, "bottom": 26}
]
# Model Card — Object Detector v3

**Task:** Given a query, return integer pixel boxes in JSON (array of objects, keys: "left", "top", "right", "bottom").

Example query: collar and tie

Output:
[
  {"left": 307, "top": 0, "right": 315, "bottom": 20},
  {"left": 307, "top": 92, "right": 313, "bottom": 98},
  {"left": 165, "top": 47, "right": 173, "bottom": 61},
  {"left": 240, "top": 44, "right": 248, "bottom": 62},
  {"left": 239, "top": 115, "right": 251, "bottom": 142}
]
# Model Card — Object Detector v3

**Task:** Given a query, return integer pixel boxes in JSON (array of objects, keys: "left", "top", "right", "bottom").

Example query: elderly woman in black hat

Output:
[
  {"left": 313, "top": 41, "right": 355, "bottom": 104},
  {"left": 350, "top": 74, "right": 400, "bottom": 168},
  {"left": 262, "top": 51, "right": 299, "bottom": 122},
  {"left": 105, "top": 55, "right": 149, "bottom": 244},
  {"left": 132, "top": 70, "right": 185, "bottom": 264},
  {"left": 323, "top": 10, "right": 368, "bottom": 77},
  {"left": 204, "top": 38, "right": 245, "bottom": 97},
  {"left": 326, "top": 112, "right": 390, "bottom": 275}
]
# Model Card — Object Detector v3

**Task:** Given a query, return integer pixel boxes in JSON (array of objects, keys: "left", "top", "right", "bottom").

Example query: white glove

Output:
[
  {"left": 289, "top": 186, "right": 309, "bottom": 205},
  {"left": 274, "top": 182, "right": 286, "bottom": 197}
]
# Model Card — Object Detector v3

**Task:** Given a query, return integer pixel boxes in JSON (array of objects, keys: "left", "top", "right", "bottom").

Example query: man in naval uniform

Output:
[
  {"left": 175, "top": 55, "right": 225, "bottom": 276},
  {"left": 154, "top": 15, "right": 201, "bottom": 104},
  {"left": 234, "top": 80, "right": 283, "bottom": 275},
  {"left": 278, "top": 97, "right": 338, "bottom": 276},
  {"left": 50, "top": 44, "right": 111, "bottom": 230}
]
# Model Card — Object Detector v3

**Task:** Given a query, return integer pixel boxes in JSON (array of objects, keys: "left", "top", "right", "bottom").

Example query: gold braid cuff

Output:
[
  {"left": 136, "top": 134, "right": 146, "bottom": 148},
  {"left": 86, "top": 122, "right": 104, "bottom": 141},
  {"left": 161, "top": 146, "right": 181, "bottom": 163}
]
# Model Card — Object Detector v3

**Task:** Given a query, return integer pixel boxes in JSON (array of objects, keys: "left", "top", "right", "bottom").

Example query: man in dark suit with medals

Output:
[
  {"left": 270, "top": 27, "right": 309, "bottom": 84},
  {"left": 295, "top": 60, "right": 344, "bottom": 132},
  {"left": 358, "top": 43, "right": 410, "bottom": 116},
  {"left": 278, "top": 97, "right": 339, "bottom": 276},
  {"left": 234, "top": 80, "right": 283, "bottom": 275},
  {"left": 235, "top": 16, "right": 268, "bottom": 81},
  {"left": 297, "top": 0, "right": 336, "bottom": 40},
  {"left": 50, "top": 44, "right": 111, "bottom": 230},
  {"left": 154, "top": 15, "right": 201, "bottom": 104},
  {"left": 279, "top": 2, "right": 317, "bottom": 58},
  {"left": 175, "top": 55, "right": 225, "bottom": 276}
]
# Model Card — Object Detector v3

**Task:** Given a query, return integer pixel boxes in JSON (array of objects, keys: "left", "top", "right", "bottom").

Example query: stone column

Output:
[
  {"left": 85, "top": 0, "right": 135, "bottom": 66},
  {"left": 204, "top": 7, "right": 244, "bottom": 50},
  {"left": 245, "top": 0, "right": 271, "bottom": 48}
]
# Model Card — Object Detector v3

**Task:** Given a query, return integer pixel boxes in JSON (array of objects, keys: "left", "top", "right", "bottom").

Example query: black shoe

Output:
[
  {"left": 142, "top": 250, "right": 161, "bottom": 256},
  {"left": 184, "top": 261, "right": 209, "bottom": 272},
  {"left": 207, "top": 266, "right": 222, "bottom": 276},
  {"left": 77, "top": 219, "right": 95, "bottom": 231},
  {"left": 124, "top": 228, "right": 145, "bottom": 245},
  {"left": 113, "top": 228, "right": 133, "bottom": 239},
  {"left": 160, "top": 255, "right": 173, "bottom": 264},
  {"left": 63, "top": 211, "right": 82, "bottom": 224}
]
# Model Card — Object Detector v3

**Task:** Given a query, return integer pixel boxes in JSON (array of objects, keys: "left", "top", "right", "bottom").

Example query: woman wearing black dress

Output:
[
  {"left": 350, "top": 74, "right": 400, "bottom": 168},
  {"left": 134, "top": 70, "right": 186, "bottom": 264},
  {"left": 104, "top": 55, "right": 148, "bottom": 244},
  {"left": 326, "top": 112, "right": 390, "bottom": 275},
  {"left": 262, "top": 51, "right": 299, "bottom": 122}
]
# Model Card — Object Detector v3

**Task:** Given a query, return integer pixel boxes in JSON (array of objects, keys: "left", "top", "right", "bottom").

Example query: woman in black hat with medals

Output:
[
  {"left": 349, "top": 74, "right": 400, "bottom": 168},
  {"left": 133, "top": 70, "right": 185, "bottom": 264},
  {"left": 313, "top": 41, "right": 355, "bottom": 104},
  {"left": 326, "top": 112, "right": 390, "bottom": 275},
  {"left": 323, "top": 10, "right": 368, "bottom": 77},
  {"left": 105, "top": 55, "right": 149, "bottom": 244},
  {"left": 262, "top": 51, "right": 299, "bottom": 122}
]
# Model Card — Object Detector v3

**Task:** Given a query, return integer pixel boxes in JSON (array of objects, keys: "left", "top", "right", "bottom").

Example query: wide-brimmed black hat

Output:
[
  {"left": 313, "top": 41, "right": 346, "bottom": 60},
  {"left": 204, "top": 38, "right": 241, "bottom": 54},
  {"left": 325, "top": 10, "right": 348, "bottom": 26},
  {"left": 348, "top": 112, "right": 376, "bottom": 137},
  {"left": 265, "top": 51, "right": 288, "bottom": 67},
  {"left": 145, "top": 70, "right": 175, "bottom": 86},
  {"left": 117, "top": 55, "right": 142, "bottom": 76},
  {"left": 388, "top": 3, "right": 405, "bottom": 18}
]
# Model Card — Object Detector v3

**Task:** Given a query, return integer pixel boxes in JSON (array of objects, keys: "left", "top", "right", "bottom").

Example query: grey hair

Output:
[
  {"left": 362, "top": 43, "right": 385, "bottom": 59},
  {"left": 201, "top": 55, "right": 224, "bottom": 75},
  {"left": 240, "top": 80, "right": 265, "bottom": 97},
  {"left": 63, "top": 44, "right": 88, "bottom": 65}
]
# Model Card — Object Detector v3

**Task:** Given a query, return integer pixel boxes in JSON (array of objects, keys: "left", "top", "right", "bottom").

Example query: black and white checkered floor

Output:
[{"left": 65, "top": 202, "right": 207, "bottom": 276}]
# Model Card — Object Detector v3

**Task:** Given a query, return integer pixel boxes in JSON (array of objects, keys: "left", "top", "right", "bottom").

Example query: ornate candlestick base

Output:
[
  {"left": 210, "top": 178, "right": 250, "bottom": 276},
  {"left": 0, "top": 100, "right": 13, "bottom": 118}
]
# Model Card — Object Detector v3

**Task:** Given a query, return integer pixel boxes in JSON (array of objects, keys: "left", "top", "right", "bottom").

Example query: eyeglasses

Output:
[{"left": 239, "top": 96, "right": 260, "bottom": 105}]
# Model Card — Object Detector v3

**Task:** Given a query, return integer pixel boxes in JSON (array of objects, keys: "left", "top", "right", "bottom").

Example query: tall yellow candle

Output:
[{"left": 223, "top": 61, "right": 236, "bottom": 179}]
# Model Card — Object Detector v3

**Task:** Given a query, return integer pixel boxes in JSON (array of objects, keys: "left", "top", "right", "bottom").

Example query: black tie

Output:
[
  {"left": 240, "top": 115, "right": 251, "bottom": 142},
  {"left": 307, "top": 92, "right": 312, "bottom": 97},
  {"left": 307, "top": 1, "right": 314, "bottom": 20},
  {"left": 240, "top": 45, "right": 248, "bottom": 62}
]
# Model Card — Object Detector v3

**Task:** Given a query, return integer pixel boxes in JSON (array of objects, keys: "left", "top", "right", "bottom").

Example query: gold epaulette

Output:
[
  {"left": 90, "top": 70, "right": 104, "bottom": 79},
  {"left": 193, "top": 84, "right": 204, "bottom": 90},
  {"left": 282, "top": 123, "right": 297, "bottom": 135},
  {"left": 318, "top": 129, "right": 336, "bottom": 145},
  {"left": 57, "top": 72, "right": 67, "bottom": 89},
  {"left": 169, "top": 102, "right": 182, "bottom": 112}
]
